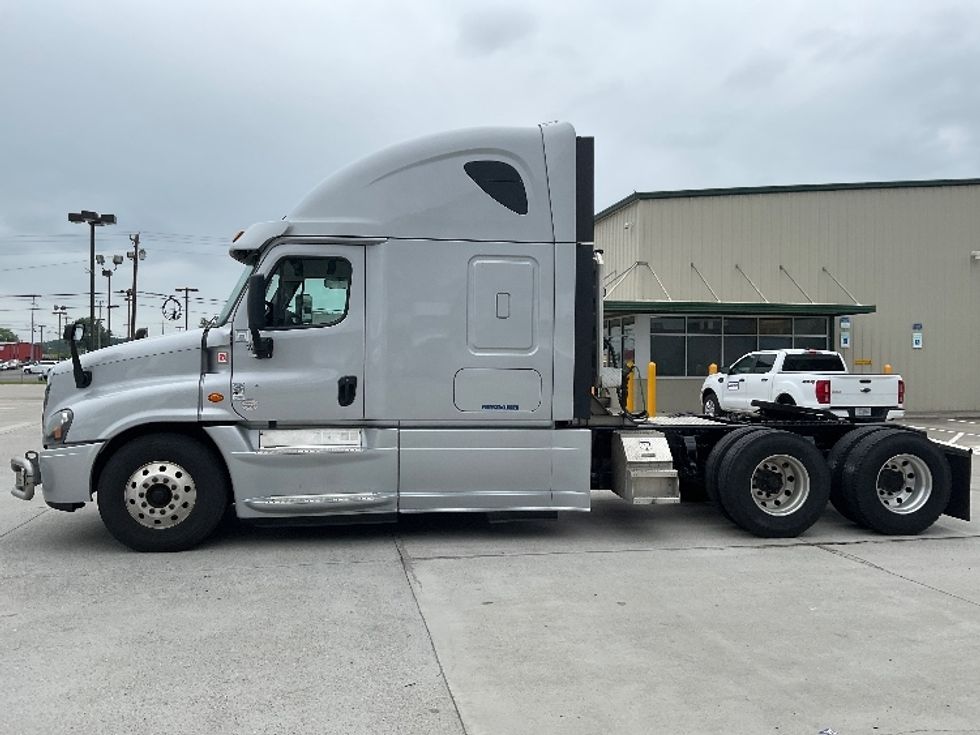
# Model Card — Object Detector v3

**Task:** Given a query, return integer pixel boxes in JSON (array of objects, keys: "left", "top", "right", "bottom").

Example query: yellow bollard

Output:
[
  {"left": 708, "top": 363, "right": 718, "bottom": 375},
  {"left": 646, "top": 362, "right": 657, "bottom": 416},
  {"left": 884, "top": 364, "right": 893, "bottom": 375},
  {"left": 626, "top": 361, "right": 636, "bottom": 413}
]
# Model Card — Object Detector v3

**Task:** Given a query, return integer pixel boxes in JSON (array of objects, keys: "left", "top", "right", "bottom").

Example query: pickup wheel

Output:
[
  {"left": 702, "top": 391, "right": 724, "bottom": 417},
  {"left": 97, "top": 433, "right": 230, "bottom": 552},
  {"left": 841, "top": 431, "right": 951, "bottom": 535},
  {"left": 827, "top": 426, "right": 901, "bottom": 524},
  {"left": 704, "top": 427, "right": 773, "bottom": 517},
  {"left": 716, "top": 430, "right": 831, "bottom": 537}
]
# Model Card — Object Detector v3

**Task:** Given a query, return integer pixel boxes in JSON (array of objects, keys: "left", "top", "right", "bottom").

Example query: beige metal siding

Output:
[{"left": 599, "top": 185, "right": 980, "bottom": 412}]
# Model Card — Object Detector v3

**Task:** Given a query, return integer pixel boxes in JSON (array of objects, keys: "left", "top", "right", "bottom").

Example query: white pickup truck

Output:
[{"left": 700, "top": 349, "right": 904, "bottom": 421}]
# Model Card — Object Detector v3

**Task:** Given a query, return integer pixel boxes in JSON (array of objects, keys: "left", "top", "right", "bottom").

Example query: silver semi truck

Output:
[{"left": 10, "top": 123, "right": 971, "bottom": 551}]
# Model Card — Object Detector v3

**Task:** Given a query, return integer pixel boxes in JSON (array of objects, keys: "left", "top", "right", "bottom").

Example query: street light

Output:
[
  {"left": 69, "top": 210, "right": 116, "bottom": 350},
  {"left": 99, "top": 254, "right": 124, "bottom": 345},
  {"left": 51, "top": 306, "right": 69, "bottom": 359}
]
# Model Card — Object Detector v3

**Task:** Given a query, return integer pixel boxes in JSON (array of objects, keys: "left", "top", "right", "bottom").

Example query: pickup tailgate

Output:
[{"left": 828, "top": 374, "right": 902, "bottom": 407}]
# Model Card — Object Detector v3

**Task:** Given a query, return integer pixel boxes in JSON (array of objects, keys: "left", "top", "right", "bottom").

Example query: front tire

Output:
[
  {"left": 702, "top": 391, "right": 724, "bottom": 417},
  {"left": 716, "top": 430, "right": 831, "bottom": 537},
  {"left": 97, "top": 433, "right": 230, "bottom": 552}
]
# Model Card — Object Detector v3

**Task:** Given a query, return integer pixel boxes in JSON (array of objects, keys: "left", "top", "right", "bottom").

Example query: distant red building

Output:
[{"left": 0, "top": 343, "right": 41, "bottom": 362}]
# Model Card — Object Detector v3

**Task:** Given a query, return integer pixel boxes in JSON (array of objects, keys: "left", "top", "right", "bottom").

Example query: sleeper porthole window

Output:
[{"left": 464, "top": 160, "right": 529, "bottom": 215}]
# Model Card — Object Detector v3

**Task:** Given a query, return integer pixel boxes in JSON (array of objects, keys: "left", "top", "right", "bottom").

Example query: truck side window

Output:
[
  {"left": 263, "top": 256, "right": 352, "bottom": 329},
  {"left": 729, "top": 355, "right": 755, "bottom": 375},
  {"left": 752, "top": 355, "right": 776, "bottom": 374}
]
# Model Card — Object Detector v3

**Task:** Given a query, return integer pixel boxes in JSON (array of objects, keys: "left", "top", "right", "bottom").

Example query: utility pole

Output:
[
  {"left": 69, "top": 210, "right": 116, "bottom": 350},
  {"left": 175, "top": 287, "right": 199, "bottom": 331},
  {"left": 127, "top": 234, "right": 145, "bottom": 340},
  {"left": 38, "top": 324, "right": 45, "bottom": 356},
  {"left": 119, "top": 290, "right": 132, "bottom": 339},
  {"left": 29, "top": 297, "right": 40, "bottom": 361},
  {"left": 52, "top": 306, "right": 69, "bottom": 359},
  {"left": 96, "top": 300, "right": 104, "bottom": 349}
]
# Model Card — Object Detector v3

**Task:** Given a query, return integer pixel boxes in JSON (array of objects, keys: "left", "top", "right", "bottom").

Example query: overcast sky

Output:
[{"left": 1, "top": 0, "right": 978, "bottom": 341}]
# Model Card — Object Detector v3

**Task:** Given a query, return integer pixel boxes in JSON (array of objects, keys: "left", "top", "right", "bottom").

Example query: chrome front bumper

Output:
[{"left": 11, "top": 451, "right": 41, "bottom": 501}]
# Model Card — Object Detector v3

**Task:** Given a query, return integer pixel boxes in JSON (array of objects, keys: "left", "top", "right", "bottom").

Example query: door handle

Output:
[
  {"left": 338, "top": 376, "right": 357, "bottom": 407},
  {"left": 739, "top": 378, "right": 745, "bottom": 382},
  {"left": 761, "top": 378, "right": 769, "bottom": 382}
]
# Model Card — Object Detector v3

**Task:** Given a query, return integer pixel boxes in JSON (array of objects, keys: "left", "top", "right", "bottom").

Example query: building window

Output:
[
  {"left": 647, "top": 315, "right": 830, "bottom": 377},
  {"left": 604, "top": 317, "right": 636, "bottom": 368}
]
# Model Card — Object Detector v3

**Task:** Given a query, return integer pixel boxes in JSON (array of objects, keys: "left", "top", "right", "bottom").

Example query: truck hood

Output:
[
  {"left": 49, "top": 329, "right": 203, "bottom": 378},
  {"left": 45, "top": 330, "right": 206, "bottom": 443}
]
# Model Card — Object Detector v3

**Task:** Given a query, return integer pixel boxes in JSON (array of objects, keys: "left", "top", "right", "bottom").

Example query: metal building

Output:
[{"left": 596, "top": 179, "right": 980, "bottom": 414}]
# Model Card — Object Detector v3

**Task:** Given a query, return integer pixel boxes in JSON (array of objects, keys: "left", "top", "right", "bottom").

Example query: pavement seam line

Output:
[
  {"left": 394, "top": 535, "right": 470, "bottom": 735},
  {"left": 816, "top": 544, "right": 980, "bottom": 609},
  {"left": 0, "top": 507, "right": 49, "bottom": 540},
  {"left": 404, "top": 532, "right": 980, "bottom": 562}
]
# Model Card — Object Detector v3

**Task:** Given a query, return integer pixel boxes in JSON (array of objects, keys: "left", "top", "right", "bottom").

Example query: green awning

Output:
[{"left": 603, "top": 300, "right": 876, "bottom": 317}]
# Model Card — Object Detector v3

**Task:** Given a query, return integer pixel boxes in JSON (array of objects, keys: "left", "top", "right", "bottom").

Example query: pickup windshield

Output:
[
  {"left": 215, "top": 266, "right": 253, "bottom": 326},
  {"left": 782, "top": 354, "right": 846, "bottom": 372}
]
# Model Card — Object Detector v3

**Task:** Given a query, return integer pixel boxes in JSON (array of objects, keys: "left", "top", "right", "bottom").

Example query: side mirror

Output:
[
  {"left": 64, "top": 320, "right": 92, "bottom": 389},
  {"left": 64, "top": 323, "right": 84, "bottom": 343},
  {"left": 246, "top": 274, "right": 273, "bottom": 359}
]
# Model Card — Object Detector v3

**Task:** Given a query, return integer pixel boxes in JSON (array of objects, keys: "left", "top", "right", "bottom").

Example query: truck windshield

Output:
[
  {"left": 782, "top": 354, "right": 846, "bottom": 372},
  {"left": 215, "top": 266, "right": 253, "bottom": 326}
]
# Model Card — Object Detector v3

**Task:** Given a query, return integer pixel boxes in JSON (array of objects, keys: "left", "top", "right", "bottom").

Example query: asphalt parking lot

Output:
[{"left": 2, "top": 382, "right": 980, "bottom": 735}]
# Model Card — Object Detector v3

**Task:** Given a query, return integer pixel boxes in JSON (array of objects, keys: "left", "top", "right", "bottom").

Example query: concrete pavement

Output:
[{"left": 2, "top": 383, "right": 980, "bottom": 734}]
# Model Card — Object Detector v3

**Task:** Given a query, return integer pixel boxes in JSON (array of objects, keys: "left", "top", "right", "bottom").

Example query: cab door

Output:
[
  {"left": 230, "top": 244, "right": 364, "bottom": 424},
  {"left": 722, "top": 354, "right": 757, "bottom": 410},
  {"left": 738, "top": 353, "right": 777, "bottom": 408}
]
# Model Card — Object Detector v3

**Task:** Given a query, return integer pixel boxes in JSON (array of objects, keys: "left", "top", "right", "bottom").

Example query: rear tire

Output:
[
  {"left": 841, "top": 431, "right": 951, "bottom": 535},
  {"left": 704, "top": 427, "right": 773, "bottom": 513},
  {"left": 826, "top": 425, "right": 901, "bottom": 524},
  {"left": 97, "top": 433, "right": 230, "bottom": 552},
  {"left": 716, "top": 430, "right": 831, "bottom": 537}
]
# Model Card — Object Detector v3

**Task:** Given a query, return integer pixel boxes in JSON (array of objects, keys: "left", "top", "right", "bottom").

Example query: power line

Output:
[{"left": 0, "top": 260, "right": 87, "bottom": 272}]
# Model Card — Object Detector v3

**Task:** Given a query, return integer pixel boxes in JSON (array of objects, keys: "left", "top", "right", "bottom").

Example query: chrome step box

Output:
[{"left": 612, "top": 431, "right": 680, "bottom": 504}]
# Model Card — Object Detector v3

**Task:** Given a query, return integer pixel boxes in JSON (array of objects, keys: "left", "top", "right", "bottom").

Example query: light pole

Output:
[
  {"left": 52, "top": 306, "right": 69, "bottom": 359},
  {"left": 69, "top": 210, "right": 116, "bottom": 349},
  {"left": 99, "top": 253, "right": 124, "bottom": 345}
]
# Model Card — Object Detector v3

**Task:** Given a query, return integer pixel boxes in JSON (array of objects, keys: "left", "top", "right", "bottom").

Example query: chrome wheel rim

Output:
[
  {"left": 704, "top": 397, "right": 718, "bottom": 416},
  {"left": 875, "top": 454, "right": 932, "bottom": 514},
  {"left": 750, "top": 454, "right": 810, "bottom": 516},
  {"left": 124, "top": 461, "right": 197, "bottom": 529}
]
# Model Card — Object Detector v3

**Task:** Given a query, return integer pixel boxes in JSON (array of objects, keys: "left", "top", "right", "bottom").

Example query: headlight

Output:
[{"left": 44, "top": 409, "right": 74, "bottom": 445}]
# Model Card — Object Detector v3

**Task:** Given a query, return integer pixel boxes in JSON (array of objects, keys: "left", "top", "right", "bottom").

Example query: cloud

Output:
[{"left": 456, "top": 6, "right": 539, "bottom": 56}]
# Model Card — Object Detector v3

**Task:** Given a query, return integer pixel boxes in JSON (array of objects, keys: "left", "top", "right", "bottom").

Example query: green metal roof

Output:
[
  {"left": 603, "top": 300, "right": 876, "bottom": 317},
  {"left": 596, "top": 177, "right": 980, "bottom": 220}
]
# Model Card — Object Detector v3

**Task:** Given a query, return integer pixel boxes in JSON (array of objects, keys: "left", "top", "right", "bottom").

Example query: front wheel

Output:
[
  {"left": 702, "top": 391, "right": 724, "bottom": 417},
  {"left": 97, "top": 433, "right": 230, "bottom": 552}
]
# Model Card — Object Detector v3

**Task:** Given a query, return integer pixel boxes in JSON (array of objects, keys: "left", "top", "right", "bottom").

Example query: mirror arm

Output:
[
  {"left": 64, "top": 321, "right": 92, "bottom": 389},
  {"left": 250, "top": 328, "right": 274, "bottom": 359},
  {"left": 246, "top": 274, "right": 274, "bottom": 359}
]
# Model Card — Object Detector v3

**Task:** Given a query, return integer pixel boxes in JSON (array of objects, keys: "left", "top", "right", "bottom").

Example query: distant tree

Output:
[
  {"left": 199, "top": 316, "right": 216, "bottom": 328},
  {"left": 0, "top": 326, "right": 17, "bottom": 342}
]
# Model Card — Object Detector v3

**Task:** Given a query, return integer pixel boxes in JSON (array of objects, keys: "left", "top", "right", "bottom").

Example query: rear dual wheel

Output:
[
  {"left": 714, "top": 430, "right": 830, "bottom": 538},
  {"left": 840, "top": 431, "right": 951, "bottom": 535},
  {"left": 826, "top": 425, "right": 899, "bottom": 523}
]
